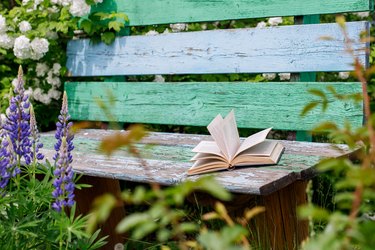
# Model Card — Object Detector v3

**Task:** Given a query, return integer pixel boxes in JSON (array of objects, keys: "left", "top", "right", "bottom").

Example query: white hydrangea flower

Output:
[
  {"left": 268, "top": 17, "right": 283, "bottom": 26},
  {"left": 201, "top": 24, "right": 207, "bottom": 30},
  {"left": 48, "top": 88, "right": 61, "bottom": 100},
  {"left": 69, "top": 0, "right": 91, "bottom": 17},
  {"left": 30, "top": 38, "right": 49, "bottom": 60},
  {"left": 279, "top": 73, "right": 291, "bottom": 81},
  {"left": 256, "top": 21, "right": 267, "bottom": 28},
  {"left": 146, "top": 30, "right": 159, "bottom": 36},
  {"left": 36, "top": 63, "right": 49, "bottom": 77},
  {"left": 0, "top": 34, "right": 14, "bottom": 49},
  {"left": 163, "top": 29, "right": 170, "bottom": 34},
  {"left": 94, "top": 0, "right": 103, "bottom": 3},
  {"left": 33, "top": 88, "right": 51, "bottom": 104},
  {"left": 170, "top": 23, "right": 188, "bottom": 32},
  {"left": 0, "top": 15, "right": 7, "bottom": 34},
  {"left": 46, "top": 70, "right": 61, "bottom": 87},
  {"left": 22, "top": 0, "right": 30, "bottom": 5},
  {"left": 19, "top": 21, "right": 32, "bottom": 33},
  {"left": 338, "top": 72, "right": 350, "bottom": 79},
  {"left": 52, "top": 63, "right": 61, "bottom": 75},
  {"left": 153, "top": 75, "right": 165, "bottom": 82},
  {"left": 262, "top": 73, "right": 276, "bottom": 81},
  {"left": 355, "top": 12, "right": 369, "bottom": 18},
  {"left": 13, "top": 35, "right": 32, "bottom": 59}
]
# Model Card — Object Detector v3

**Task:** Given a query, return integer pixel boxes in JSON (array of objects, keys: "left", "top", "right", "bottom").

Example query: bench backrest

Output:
[{"left": 65, "top": 1, "right": 372, "bottom": 132}]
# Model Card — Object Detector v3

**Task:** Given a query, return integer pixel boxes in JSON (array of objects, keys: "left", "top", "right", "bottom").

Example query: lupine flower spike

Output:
[
  {"left": 52, "top": 91, "right": 75, "bottom": 212},
  {"left": 29, "top": 104, "right": 44, "bottom": 164},
  {"left": 0, "top": 136, "right": 17, "bottom": 191},
  {"left": 3, "top": 66, "right": 32, "bottom": 165}
]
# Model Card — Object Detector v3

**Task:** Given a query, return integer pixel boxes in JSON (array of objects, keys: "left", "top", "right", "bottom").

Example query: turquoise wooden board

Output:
[
  {"left": 65, "top": 82, "right": 363, "bottom": 131},
  {"left": 66, "top": 22, "right": 369, "bottom": 77},
  {"left": 92, "top": 0, "right": 373, "bottom": 26}
]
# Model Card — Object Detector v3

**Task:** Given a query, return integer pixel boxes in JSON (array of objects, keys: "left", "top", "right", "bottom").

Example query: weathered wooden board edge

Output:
[
  {"left": 64, "top": 81, "right": 364, "bottom": 131},
  {"left": 66, "top": 21, "right": 369, "bottom": 76},
  {"left": 92, "top": 0, "right": 372, "bottom": 26}
]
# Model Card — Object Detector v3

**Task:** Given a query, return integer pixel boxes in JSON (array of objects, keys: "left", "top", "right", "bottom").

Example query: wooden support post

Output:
[
  {"left": 75, "top": 176, "right": 126, "bottom": 250},
  {"left": 256, "top": 181, "right": 309, "bottom": 250}
]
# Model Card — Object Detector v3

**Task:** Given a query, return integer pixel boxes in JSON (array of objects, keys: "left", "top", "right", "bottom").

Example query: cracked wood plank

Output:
[
  {"left": 66, "top": 22, "right": 369, "bottom": 76},
  {"left": 65, "top": 82, "right": 363, "bottom": 131}
]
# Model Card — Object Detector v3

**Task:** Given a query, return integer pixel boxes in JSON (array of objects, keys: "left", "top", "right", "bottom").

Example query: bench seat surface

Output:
[{"left": 40, "top": 129, "right": 351, "bottom": 195}]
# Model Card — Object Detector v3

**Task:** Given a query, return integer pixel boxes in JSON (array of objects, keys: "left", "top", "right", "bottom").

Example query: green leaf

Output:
[
  {"left": 308, "top": 88, "right": 326, "bottom": 98},
  {"left": 86, "top": 194, "right": 117, "bottom": 234},
  {"left": 108, "top": 21, "right": 124, "bottom": 32},
  {"left": 298, "top": 204, "right": 330, "bottom": 221},
  {"left": 301, "top": 101, "right": 319, "bottom": 116},
  {"left": 101, "top": 31, "right": 116, "bottom": 45},
  {"left": 81, "top": 19, "right": 93, "bottom": 34},
  {"left": 132, "top": 221, "right": 158, "bottom": 239},
  {"left": 116, "top": 213, "right": 150, "bottom": 233}
]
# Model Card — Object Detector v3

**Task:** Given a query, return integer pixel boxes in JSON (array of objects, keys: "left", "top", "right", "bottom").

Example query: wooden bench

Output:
[{"left": 41, "top": 1, "right": 372, "bottom": 249}]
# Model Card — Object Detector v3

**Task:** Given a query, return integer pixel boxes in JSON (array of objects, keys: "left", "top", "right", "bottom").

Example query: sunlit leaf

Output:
[
  {"left": 116, "top": 213, "right": 150, "bottom": 233},
  {"left": 301, "top": 102, "right": 319, "bottom": 116}
]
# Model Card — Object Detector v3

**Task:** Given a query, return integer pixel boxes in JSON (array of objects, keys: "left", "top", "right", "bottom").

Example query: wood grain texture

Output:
[
  {"left": 40, "top": 129, "right": 354, "bottom": 195},
  {"left": 65, "top": 81, "right": 363, "bottom": 131},
  {"left": 92, "top": 0, "right": 373, "bottom": 26},
  {"left": 66, "top": 22, "right": 369, "bottom": 76}
]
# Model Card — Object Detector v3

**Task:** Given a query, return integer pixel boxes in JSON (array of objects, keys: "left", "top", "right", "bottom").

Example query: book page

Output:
[
  {"left": 188, "top": 159, "right": 229, "bottom": 175},
  {"left": 190, "top": 152, "right": 227, "bottom": 162},
  {"left": 221, "top": 110, "right": 241, "bottom": 161},
  {"left": 234, "top": 127, "right": 272, "bottom": 157},
  {"left": 238, "top": 140, "right": 276, "bottom": 157},
  {"left": 192, "top": 141, "right": 225, "bottom": 157},
  {"left": 207, "top": 114, "right": 229, "bottom": 159}
]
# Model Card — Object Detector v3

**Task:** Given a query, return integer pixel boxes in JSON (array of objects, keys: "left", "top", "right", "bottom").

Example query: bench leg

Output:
[
  {"left": 75, "top": 175, "right": 126, "bottom": 249},
  {"left": 257, "top": 180, "right": 309, "bottom": 250}
]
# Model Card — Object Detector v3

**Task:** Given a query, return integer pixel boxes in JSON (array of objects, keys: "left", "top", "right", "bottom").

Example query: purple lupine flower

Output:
[
  {"left": 53, "top": 91, "right": 74, "bottom": 163},
  {"left": 52, "top": 91, "right": 75, "bottom": 212},
  {"left": 29, "top": 104, "right": 44, "bottom": 163},
  {"left": 0, "top": 136, "right": 18, "bottom": 191},
  {"left": 3, "top": 66, "right": 32, "bottom": 165},
  {"left": 52, "top": 137, "right": 75, "bottom": 212}
]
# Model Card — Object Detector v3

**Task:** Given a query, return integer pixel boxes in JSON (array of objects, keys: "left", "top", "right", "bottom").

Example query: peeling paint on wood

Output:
[
  {"left": 65, "top": 82, "right": 363, "bottom": 131},
  {"left": 41, "top": 130, "right": 354, "bottom": 195},
  {"left": 66, "top": 22, "right": 369, "bottom": 76}
]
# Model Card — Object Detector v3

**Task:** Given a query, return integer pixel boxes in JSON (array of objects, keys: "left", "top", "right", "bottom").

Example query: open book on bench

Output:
[{"left": 188, "top": 110, "right": 284, "bottom": 175}]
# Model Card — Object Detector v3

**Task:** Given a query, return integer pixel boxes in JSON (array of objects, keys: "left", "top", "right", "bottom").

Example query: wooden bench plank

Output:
[
  {"left": 93, "top": 0, "right": 373, "bottom": 26},
  {"left": 67, "top": 22, "right": 369, "bottom": 76},
  {"left": 40, "top": 130, "right": 352, "bottom": 195},
  {"left": 65, "top": 82, "right": 363, "bottom": 131}
]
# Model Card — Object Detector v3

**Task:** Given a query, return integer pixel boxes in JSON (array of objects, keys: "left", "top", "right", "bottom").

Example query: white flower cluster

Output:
[
  {"left": 0, "top": 14, "right": 14, "bottom": 49},
  {"left": 170, "top": 23, "right": 188, "bottom": 33},
  {"left": 49, "top": 0, "right": 102, "bottom": 17},
  {"left": 19, "top": 21, "right": 32, "bottom": 33},
  {"left": 27, "top": 62, "right": 62, "bottom": 104},
  {"left": 262, "top": 73, "right": 291, "bottom": 81},
  {"left": 0, "top": 15, "right": 7, "bottom": 34},
  {"left": 256, "top": 17, "right": 283, "bottom": 29},
  {"left": 13, "top": 35, "right": 49, "bottom": 60}
]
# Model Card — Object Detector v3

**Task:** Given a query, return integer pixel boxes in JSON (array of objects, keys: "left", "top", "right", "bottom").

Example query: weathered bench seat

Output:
[{"left": 41, "top": 129, "right": 352, "bottom": 195}]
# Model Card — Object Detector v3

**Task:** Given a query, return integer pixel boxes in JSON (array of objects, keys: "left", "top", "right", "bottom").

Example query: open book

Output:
[{"left": 188, "top": 110, "right": 284, "bottom": 175}]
